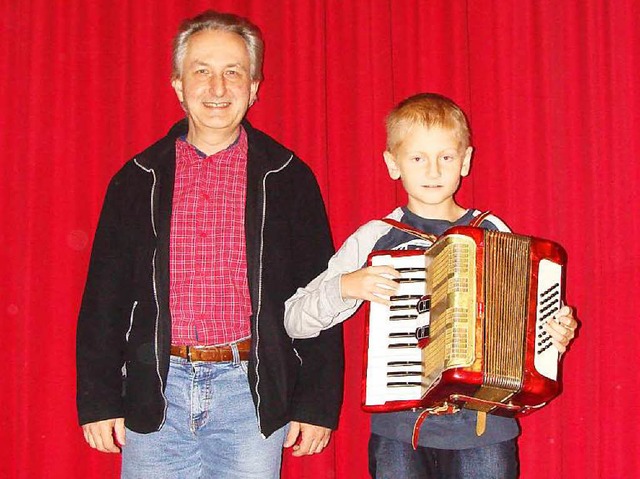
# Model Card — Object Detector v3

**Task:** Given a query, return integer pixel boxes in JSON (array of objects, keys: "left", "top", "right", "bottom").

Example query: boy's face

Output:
[{"left": 383, "top": 124, "right": 472, "bottom": 220}]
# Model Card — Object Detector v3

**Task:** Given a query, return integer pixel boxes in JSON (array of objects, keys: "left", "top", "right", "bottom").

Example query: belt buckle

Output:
[{"left": 186, "top": 345, "right": 193, "bottom": 362}]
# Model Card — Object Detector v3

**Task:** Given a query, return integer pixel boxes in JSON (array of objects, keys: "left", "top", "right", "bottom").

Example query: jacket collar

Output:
[{"left": 135, "top": 118, "right": 293, "bottom": 172}]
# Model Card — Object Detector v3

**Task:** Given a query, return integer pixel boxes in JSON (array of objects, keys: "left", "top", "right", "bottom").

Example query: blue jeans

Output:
[
  {"left": 368, "top": 433, "right": 519, "bottom": 479},
  {"left": 121, "top": 355, "right": 286, "bottom": 479}
]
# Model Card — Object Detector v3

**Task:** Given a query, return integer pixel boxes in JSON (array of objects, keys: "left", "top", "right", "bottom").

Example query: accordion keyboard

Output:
[{"left": 365, "top": 252, "right": 425, "bottom": 406}]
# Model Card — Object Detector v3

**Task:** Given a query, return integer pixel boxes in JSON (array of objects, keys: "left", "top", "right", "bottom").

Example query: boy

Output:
[{"left": 284, "top": 93, "right": 577, "bottom": 478}]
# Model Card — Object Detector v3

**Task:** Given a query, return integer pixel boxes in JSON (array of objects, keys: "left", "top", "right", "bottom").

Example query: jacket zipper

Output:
[
  {"left": 134, "top": 158, "right": 168, "bottom": 429},
  {"left": 122, "top": 300, "right": 138, "bottom": 377},
  {"left": 126, "top": 301, "right": 138, "bottom": 342}
]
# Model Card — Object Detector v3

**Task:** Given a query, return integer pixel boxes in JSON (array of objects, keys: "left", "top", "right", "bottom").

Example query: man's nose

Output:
[{"left": 209, "top": 74, "right": 227, "bottom": 96}]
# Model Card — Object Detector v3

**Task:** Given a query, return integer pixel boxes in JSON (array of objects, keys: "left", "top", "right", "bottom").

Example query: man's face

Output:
[
  {"left": 383, "top": 124, "right": 472, "bottom": 219},
  {"left": 172, "top": 29, "right": 259, "bottom": 143}
]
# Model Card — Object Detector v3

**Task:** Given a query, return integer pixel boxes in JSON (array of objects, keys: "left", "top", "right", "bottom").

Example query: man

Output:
[{"left": 77, "top": 10, "right": 343, "bottom": 478}]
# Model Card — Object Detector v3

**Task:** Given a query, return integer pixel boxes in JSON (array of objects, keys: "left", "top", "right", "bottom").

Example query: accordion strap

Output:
[
  {"left": 411, "top": 403, "right": 459, "bottom": 450},
  {"left": 383, "top": 210, "right": 492, "bottom": 245},
  {"left": 469, "top": 210, "right": 492, "bottom": 227},
  {"left": 381, "top": 218, "right": 438, "bottom": 243}
]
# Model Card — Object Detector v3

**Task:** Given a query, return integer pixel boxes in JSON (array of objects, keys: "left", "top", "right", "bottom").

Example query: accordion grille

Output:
[
  {"left": 482, "top": 231, "right": 531, "bottom": 392},
  {"left": 423, "top": 236, "right": 476, "bottom": 387}
]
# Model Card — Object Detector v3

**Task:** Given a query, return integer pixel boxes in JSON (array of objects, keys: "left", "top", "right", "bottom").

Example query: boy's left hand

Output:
[{"left": 543, "top": 305, "right": 578, "bottom": 354}]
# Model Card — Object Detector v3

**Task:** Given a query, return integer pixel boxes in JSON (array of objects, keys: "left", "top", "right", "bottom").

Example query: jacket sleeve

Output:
[
  {"left": 282, "top": 161, "right": 345, "bottom": 429},
  {"left": 76, "top": 174, "right": 132, "bottom": 425}
]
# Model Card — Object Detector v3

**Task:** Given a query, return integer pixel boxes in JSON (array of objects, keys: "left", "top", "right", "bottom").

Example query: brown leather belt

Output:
[{"left": 170, "top": 338, "right": 251, "bottom": 362}]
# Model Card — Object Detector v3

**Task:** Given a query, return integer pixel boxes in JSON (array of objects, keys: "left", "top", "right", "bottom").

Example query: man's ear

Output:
[
  {"left": 172, "top": 78, "right": 184, "bottom": 103},
  {"left": 383, "top": 150, "right": 401, "bottom": 180},
  {"left": 249, "top": 80, "right": 260, "bottom": 107},
  {"left": 461, "top": 146, "right": 473, "bottom": 177}
]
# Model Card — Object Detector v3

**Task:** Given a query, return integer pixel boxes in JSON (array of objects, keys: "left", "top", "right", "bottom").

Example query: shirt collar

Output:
[{"left": 176, "top": 126, "right": 247, "bottom": 165}]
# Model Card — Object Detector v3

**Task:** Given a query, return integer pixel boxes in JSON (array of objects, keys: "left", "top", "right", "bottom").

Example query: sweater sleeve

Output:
[{"left": 284, "top": 220, "right": 390, "bottom": 338}]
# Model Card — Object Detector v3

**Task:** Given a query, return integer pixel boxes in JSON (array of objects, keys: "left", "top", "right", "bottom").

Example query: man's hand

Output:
[
  {"left": 81, "top": 417, "right": 126, "bottom": 453},
  {"left": 340, "top": 266, "right": 400, "bottom": 305},
  {"left": 544, "top": 305, "right": 578, "bottom": 354},
  {"left": 283, "top": 421, "right": 332, "bottom": 457}
]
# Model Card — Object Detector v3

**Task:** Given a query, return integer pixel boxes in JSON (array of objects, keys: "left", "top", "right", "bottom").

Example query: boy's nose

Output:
[{"left": 425, "top": 159, "right": 441, "bottom": 178}]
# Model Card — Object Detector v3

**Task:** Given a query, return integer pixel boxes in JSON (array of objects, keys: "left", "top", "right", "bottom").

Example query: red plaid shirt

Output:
[{"left": 169, "top": 128, "right": 252, "bottom": 345}]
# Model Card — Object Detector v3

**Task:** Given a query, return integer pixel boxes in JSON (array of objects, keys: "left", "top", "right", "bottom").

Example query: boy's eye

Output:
[{"left": 442, "top": 155, "right": 455, "bottom": 162}]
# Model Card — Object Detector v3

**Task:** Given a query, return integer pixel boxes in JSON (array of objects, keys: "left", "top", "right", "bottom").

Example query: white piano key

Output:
[{"left": 366, "top": 252, "right": 426, "bottom": 405}]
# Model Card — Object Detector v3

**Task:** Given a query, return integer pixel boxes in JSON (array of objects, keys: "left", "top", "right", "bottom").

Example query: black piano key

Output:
[
  {"left": 387, "top": 371, "right": 421, "bottom": 378},
  {"left": 388, "top": 342, "right": 418, "bottom": 349},
  {"left": 394, "top": 278, "right": 425, "bottom": 284},
  {"left": 389, "top": 314, "right": 418, "bottom": 321},
  {"left": 389, "top": 332, "right": 416, "bottom": 338},
  {"left": 389, "top": 304, "right": 418, "bottom": 311},
  {"left": 395, "top": 267, "right": 426, "bottom": 273},
  {"left": 390, "top": 294, "right": 423, "bottom": 301},
  {"left": 387, "top": 381, "right": 422, "bottom": 388},
  {"left": 387, "top": 361, "right": 422, "bottom": 367}
]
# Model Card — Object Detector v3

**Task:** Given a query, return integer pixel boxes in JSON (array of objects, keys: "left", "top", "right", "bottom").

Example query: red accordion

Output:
[{"left": 362, "top": 226, "right": 566, "bottom": 417}]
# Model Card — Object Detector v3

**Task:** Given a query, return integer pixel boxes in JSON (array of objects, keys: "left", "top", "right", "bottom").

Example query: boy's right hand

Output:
[{"left": 340, "top": 266, "right": 400, "bottom": 305}]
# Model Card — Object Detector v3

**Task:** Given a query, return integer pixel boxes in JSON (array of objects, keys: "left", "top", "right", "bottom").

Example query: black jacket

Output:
[{"left": 76, "top": 119, "right": 344, "bottom": 437}]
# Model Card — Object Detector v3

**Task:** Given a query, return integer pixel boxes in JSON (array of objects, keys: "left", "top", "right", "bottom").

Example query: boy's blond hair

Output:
[{"left": 385, "top": 93, "right": 471, "bottom": 152}]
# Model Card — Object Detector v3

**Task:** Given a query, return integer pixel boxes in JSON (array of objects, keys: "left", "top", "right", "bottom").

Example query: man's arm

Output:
[
  {"left": 76, "top": 176, "right": 132, "bottom": 434},
  {"left": 282, "top": 161, "right": 343, "bottom": 453}
]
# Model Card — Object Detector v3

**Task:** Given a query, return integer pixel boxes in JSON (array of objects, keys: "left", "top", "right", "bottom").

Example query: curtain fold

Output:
[{"left": 1, "top": 1, "right": 637, "bottom": 477}]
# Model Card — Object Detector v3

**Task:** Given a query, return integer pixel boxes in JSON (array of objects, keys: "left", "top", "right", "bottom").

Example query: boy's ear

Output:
[
  {"left": 383, "top": 151, "right": 401, "bottom": 180},
  {"left": 461, "top": 146, "right": 473, "bottom": 177}
]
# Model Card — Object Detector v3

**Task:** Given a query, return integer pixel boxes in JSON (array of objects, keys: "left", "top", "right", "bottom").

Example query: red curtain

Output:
[{"left": 2, "top": 1, "right": 638, "bottom": 477}]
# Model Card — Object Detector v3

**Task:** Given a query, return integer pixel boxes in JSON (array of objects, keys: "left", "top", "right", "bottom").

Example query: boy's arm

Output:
[
  {"left": 284, "top": 233, "right": 364, "bottom": 339},
  {"left": 284, "top": 220, "right": 397, "bottom": 338}
]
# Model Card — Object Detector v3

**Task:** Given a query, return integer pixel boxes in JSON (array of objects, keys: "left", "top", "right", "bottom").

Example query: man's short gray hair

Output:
[{"left": 172, "top": 10, "right": 264, "bottom": 81}]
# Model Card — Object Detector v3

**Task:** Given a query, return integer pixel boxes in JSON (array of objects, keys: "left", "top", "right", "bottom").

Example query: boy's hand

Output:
[
  {"left": 543, "top": 305, "right": 578, "bottom": 354},
  {"left": 340, "top": 266, "right": 400, "bottom": 305}
]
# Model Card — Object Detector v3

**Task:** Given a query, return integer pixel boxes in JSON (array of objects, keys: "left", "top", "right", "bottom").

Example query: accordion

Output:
[{"left": 362, "top": 226, "right": 566, "bottom": 417}]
